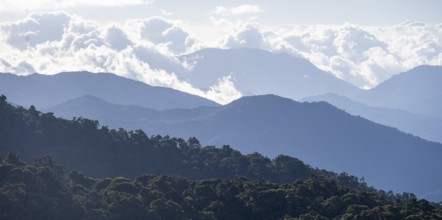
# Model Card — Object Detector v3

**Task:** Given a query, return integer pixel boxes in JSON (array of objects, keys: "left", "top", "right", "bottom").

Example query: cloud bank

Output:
[
  {"left": 0, "top": 12, "right": 241, "bottom": 104},
  {"left": 218, "top": 21, "right": 442, "bottom": 88},
  {"left": 0, "top": 11, "right": 441, "bottom": 104}
]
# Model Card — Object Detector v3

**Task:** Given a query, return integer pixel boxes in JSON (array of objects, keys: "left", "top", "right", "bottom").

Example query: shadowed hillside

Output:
[{"left": 46, "top": 94, "right": 442, "bottom": 201}]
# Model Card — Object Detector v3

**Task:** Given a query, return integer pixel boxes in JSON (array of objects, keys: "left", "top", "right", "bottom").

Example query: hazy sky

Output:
[
  {"left": 0, "top": 0, "right": 441, "bottom": 103},
  {"left": 2, "top": 0, "right": 441, "bottom": 25},
  {"left": 74, "top": 0, "right": 442, "bottom": 25}
]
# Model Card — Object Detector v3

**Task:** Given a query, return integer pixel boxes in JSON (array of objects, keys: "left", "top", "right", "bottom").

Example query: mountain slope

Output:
[
  {"left": 0, "top": 71, "right": 219, "bottom": 110},
  {"left": 357, "top": 65, "right": 442, "bottom": 119},
  {"left": 180, "top": 48, "right": 361, "bottom": 99},
  {"left": 302, "top": 93, "right": 442, "bottom": 143},
  {"left": 48, "top": 94, "right": 442, "bottom": 201}
]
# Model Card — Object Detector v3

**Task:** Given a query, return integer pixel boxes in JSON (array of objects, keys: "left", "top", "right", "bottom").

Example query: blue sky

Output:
[{"left": 0, "top": 0, "right": 441, "bottom": 103}]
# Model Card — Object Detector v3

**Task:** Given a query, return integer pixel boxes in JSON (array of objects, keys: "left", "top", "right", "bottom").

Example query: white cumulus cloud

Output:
[
  {"left": 224, "top": 23, "right": 272, "bottom": 50},
  {"left": 214, "top": 4, "right": 263, "bottom": 16},
  {"left": 103, "top": 25, "right": 133, "bottom": 51},
  {"left": 136, "top": 17, "right": 196, "bottom": 55},
  {"left": 1, "top": 12, "right": 70, "bottom": 50},
  {"left": 221, "top": 21, "right": 442, "bottom": 88}
]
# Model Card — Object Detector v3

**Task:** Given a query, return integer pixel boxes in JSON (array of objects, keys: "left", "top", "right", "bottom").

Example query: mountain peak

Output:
[
  {"left": 230, "top": 94, "right": 296, "bottom": 105},
  {"left": 181, "top": 48, "right": 361, "bottom": 100}
]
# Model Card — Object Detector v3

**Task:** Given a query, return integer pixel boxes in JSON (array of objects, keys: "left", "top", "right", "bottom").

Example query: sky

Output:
[{"left": 0, "top": 0, "right": 441, "bottom": 103}]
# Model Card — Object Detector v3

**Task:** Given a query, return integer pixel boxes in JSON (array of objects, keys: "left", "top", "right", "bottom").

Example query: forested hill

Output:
[
  {"left": 0, "top": 94, "right": 340, "bottom": 185},
  {"left": 1, "top": 154, "right": 440, "bottom": 220},
  {"left": 46, "top": 94, "right": 442, "bottom": 201}
]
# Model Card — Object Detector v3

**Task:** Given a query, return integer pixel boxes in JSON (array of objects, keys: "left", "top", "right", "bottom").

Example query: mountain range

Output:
[
  {"left": 2, "top": 98, "right": 440, "bottom": 218},
  {"left": 1, "top": 49, "right": 442, "bottom": 202},
  {"left": 0, "top": 71, "right": 218, "bottom": 110},
  {"left": 356, "top": 65, "right": 442, "bottom": 119},
  {"left": 302, "top": 93, "right": 442, "bottom": 143},
  {"left": 46, "top": 94, "right": 442, "bottom": 201}
]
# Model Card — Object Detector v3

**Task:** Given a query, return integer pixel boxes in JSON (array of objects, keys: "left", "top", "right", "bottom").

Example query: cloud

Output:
[
  {"left": 61, "top": 18, "right": 104, "bottom": 51},
  {"left": 132, "top": 44, "right": 185, "bottom": 74},
  {"left": 214, "top": 4, "right": 263, "bottom": 16},
  {"left": 137, "top": 17, "right": 195, "bottom": 54},
  {"left": 206, "top": 75, "right": 242, "bottom": 104},
  {"left": 332, "top": 24, "right": 386, "bottom": 60},
  {"left": 224, "top": 23, "right": 271, "bottom": 50},
  {"left": 128, "top": 57, "right": 242, "bottom": 104},
  {"left": 103, "top": 25, "right": 133, "bottom": 51},
  {"left": 265, "top": 21, "right": 442, "bottom": 88},
  {"left": 1, "top": 12, "right": 70, "bottom": 50}
]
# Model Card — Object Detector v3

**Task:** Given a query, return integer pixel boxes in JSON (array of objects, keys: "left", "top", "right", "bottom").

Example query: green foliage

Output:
[{"left": 0, "top": 155, "right": 440, "bottom": 220}]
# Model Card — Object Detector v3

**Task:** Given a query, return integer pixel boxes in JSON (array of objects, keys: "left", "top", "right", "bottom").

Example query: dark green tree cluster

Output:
[{"left": 0, "top": 154, "right": 440, "bottom": 220}]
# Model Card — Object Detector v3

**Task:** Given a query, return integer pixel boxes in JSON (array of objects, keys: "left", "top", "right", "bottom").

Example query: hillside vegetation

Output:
[{"left": 0, "top": 153, "right": 440, "bottom": 220}]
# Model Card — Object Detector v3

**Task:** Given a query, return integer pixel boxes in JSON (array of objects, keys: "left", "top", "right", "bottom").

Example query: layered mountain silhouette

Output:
[
  {"left": 179, "top": 48, "right": 361, "bottom": 99},
  {"left": 302, "top": 93, "right": 442, "bottom": 144},
  {"left": 357, "top": 65, "right": 442, "bottom": 119},
  {"left": 2, "top": 61, "right": 442, "bottom": 201},
  {"left": 47, "top": 94, "right": 442, "bottom": 201},
  {"left": 0, "top": 71, "right": 218, "bottom": 110}
]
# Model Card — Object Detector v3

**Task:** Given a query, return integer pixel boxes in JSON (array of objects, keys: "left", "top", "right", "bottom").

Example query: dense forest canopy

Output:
[{"left": 0, "top": 153, "right": 441, "bottom": 219}]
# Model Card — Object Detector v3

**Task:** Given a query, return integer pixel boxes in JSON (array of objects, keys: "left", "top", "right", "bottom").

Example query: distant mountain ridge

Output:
[
  {"left": 357, "top": 65, "right": 442, "bottom": 119},
  {"left": 47, "top": 94, "right": 442, "bottom": 201},
  {"left": 179, "top": 48, "right": 362, "bottom": 99},
  {"left": 0, "top": 71, "right": 219, "bottom": 110},
  {"left": 302, "top": 93, "right": 442, "bottom": 143},
  {"left": 44, "top": 95, "right": 161, "bottom": 121}
]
